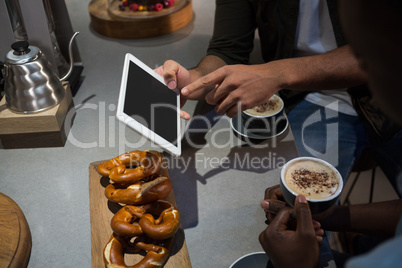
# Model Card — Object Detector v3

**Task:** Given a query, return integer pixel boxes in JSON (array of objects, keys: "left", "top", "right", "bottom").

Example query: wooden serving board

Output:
[{"left": 89, "top": 156, "right": 192, "bottom": 268}]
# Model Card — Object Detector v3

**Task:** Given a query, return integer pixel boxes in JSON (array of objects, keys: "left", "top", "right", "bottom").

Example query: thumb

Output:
[
  {"left": 154, "top": 65, "right": 163, "bottom": 76},
  {"left": 180, "top": 110, "right": 190, "bottom": 120},
  {"left": 294, "top": 195, "right": 314, "bottom": 233}
]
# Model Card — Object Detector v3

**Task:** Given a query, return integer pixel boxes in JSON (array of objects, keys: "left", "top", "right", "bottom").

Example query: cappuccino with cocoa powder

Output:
[
  {"left": 244, "top": 95, "right": 283, "bottom": 117},
  {"left": 284, "top": 159, "right": 339, "bottom": 199}
]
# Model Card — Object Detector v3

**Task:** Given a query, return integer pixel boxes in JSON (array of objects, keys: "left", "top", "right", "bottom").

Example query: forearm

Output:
[
  {"left": 348, "top": 200, "right": 402, "bottom": 236},
  {"left": 321, "top": 200, "right": 402, "bottom": 236},
  {"left": 189, "top": 55, "right": 227, "bottom": 80},
  {"left": 272, "top": 45, "right": 368, "bottom": 91},
  {"left": 186, "top": 55, "right": 227, "bottom": 99}
]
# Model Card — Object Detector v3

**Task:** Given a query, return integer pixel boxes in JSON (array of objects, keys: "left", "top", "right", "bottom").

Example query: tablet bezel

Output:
[{"left": 116, "top": 53, "right": 181, "bottom": 156}]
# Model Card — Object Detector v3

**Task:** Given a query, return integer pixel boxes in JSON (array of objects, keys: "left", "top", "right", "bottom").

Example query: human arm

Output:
[
  {"left": 261, "top": 184, "right": 324, "bottom": 240},
  {"left": 315, "top": 199, "right": 402, "bottom": 237},
  {"left": 155, "top": 0, "right": 252, "bottom": 97},
  {"left": 262, "top": 185, "right": 402, "bottom": 237},
  {"left": 155, "top": 0, "right": 254, "bottom": 117},
  {"left": 155, "top": 55, "right": 227, "bottom": 100},
  {"left": 153, "top": 55, "right": 226, "bottom": 120},
  {"left": 271, "top": 45, "right": 367, "bottom": 91},
  {"left": 181, "top": 45, "right": 368, "bottom": 118},
  {"left": 259, "top": 195, "right": 320, "bottom": 268}
]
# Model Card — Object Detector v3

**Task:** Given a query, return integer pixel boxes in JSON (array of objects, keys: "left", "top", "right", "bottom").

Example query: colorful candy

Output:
[{"left": 118, "top": 0, "right": 174, "bottom": 12}]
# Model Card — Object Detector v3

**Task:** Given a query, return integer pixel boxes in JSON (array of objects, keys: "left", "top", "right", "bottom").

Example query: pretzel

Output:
[
  {"left": 110, "top": 205, "right": 144, "bottom": 238},
  {"left": 104, "top": 233, "right": 173, "bottom": 268},
  {"left": 97, "top": 151, "right": 162, "bottom": 184},
  {"left": 105, "top": 175, "right": 172, "bottom": 205},
  {"left": 111, "top": 200, "right": 180, "bottom": 240},
  {"left": 100, "top": 150, "right": 179, "bottom": 267}
]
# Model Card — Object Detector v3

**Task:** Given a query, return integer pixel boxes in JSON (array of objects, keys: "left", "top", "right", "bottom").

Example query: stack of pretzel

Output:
[{"left": 97, "top": 150, "right": 180, "bottom": 268}]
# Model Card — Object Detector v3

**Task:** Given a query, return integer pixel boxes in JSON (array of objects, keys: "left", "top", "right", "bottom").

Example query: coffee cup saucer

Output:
[
  {"left": 229, "top": 252, "right": 269, "bottom": 268},
  {"left": 230, "top": 114, "right": 288, "bottom": 139}
]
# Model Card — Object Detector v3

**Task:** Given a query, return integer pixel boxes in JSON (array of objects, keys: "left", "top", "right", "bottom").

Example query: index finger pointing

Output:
[{"left": 181, "top": 68, "right": 226, "bottom": 96}]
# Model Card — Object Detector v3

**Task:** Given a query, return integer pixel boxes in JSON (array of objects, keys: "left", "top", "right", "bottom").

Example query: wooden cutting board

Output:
[
  {"left": 89, "top": 156, "right": 192, "bottom": 268},
  {"left": 0, "top": 193, "right": 32, "bottom": 268}
]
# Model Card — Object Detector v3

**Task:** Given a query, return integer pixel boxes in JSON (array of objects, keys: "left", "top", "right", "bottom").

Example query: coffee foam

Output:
[
  {"left": 284, "top": 160, "right": 339, "bottom": 199},
  {"left": 244, "top": 95, "right": 282, "bottom": 117}
]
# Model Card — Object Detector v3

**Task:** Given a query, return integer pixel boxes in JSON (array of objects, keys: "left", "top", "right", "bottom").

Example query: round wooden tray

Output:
[
  {"left": 108, "top": 0, "right": 188, "bottom": 19},
  {"left": 0, "top": 193, "right": 32, "bottom": 268},
  {"left": 89, "top": 0, "right": 193, "bottom": 39}
]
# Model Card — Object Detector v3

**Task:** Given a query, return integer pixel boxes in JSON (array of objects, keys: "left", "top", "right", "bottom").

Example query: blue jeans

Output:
[
  {"left": 287, "top": 100, "right": 366, "bottom": 183},
  {"left": 288, "top": 99, "right": 402, "bottom": 194}
]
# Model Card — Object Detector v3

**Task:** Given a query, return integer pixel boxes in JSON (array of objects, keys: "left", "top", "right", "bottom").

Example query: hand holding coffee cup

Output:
[
  {"left": 241, "top": 94, "right": 286, "bottom": 135},
  {"left": 261, "top": 185, "right": 322, "bottom": 234},
  {"left": 280, "top": 157, "right": 343, "bottom": 214}
]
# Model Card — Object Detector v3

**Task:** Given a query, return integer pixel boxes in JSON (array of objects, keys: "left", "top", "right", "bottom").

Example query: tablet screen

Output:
[
  {"left": 123, "top": 61, "right": 178, "bottom": 144},
  {"left": 117, "top": 54, "right": 181, "bottom": 156}
]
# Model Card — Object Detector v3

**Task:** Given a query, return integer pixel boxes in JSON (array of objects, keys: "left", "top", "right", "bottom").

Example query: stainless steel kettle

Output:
[{"left": 2, "top": 32, "right": 79, "bottom": 113}]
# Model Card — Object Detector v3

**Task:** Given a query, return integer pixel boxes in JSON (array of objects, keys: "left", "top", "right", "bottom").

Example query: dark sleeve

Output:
[{"left": 206, "top": 0, "right": 257, "bottom": 65}]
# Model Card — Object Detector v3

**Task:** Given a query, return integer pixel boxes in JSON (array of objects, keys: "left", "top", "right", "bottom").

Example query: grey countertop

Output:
[{"left": 0, "top": 1, "right": 299, "bottom": 267}]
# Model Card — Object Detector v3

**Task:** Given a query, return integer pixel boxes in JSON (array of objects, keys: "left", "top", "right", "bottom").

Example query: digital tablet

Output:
[{"left": 116, "top": 53, "right": 181, "bottom": 156}]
